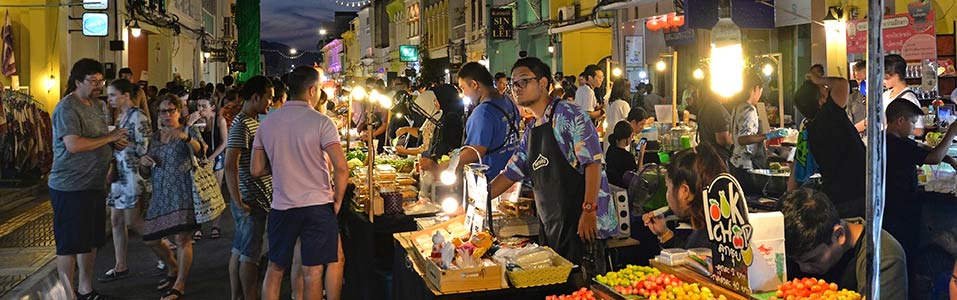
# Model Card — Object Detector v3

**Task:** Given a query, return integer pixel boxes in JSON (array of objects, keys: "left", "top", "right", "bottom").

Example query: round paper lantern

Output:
[
  {"left": 674, "top": 15, "right": 685, "bottom": 27},
  {"left": 646, "top": 18, "right": 660, "bottom": 31}
]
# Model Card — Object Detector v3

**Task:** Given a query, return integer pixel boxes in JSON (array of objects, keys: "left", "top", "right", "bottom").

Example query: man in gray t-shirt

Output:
[{"left": 48, "top": 58, "right": 128, "bottom": 299}]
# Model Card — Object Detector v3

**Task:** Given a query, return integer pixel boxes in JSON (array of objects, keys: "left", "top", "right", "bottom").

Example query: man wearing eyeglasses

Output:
[
  {"left": 488, "top": 57, "right": 618, "bottom": 287},
  {"left": 49, "top": 58, "right": 128, "bottom": 300}
]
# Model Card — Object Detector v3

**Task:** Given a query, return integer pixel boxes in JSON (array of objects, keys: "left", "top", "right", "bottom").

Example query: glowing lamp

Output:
[
  {"left": 351, "top": 86, "right": 368, "bottom": 101},
  {"left": 710, "top": 16, "right": 743, "bottom": 98},
  {"left": 612, "top": 67, "right": 623, "bottom": 77},
  {"left": 693, "top": 69, "right": 704, "bottom": 80},
  {"left": 656, "top": 60, "right": 667, "bottom": 72},
  {"left": 130, "top": 20, "right": 142, "bottom": 37},
  {"left": 762, "top": 64, "right": 774, "bottom": 77},
  {"left": 441, "top": 197, "right": 458, "bottom": 214},
  {"left": 45, "top": 75, "right": 56, "bottom": 92}
]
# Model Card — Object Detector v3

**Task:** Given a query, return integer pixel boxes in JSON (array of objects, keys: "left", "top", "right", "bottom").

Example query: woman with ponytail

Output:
[{"left": 642, "top": 143, "right": 728, "bottom": 249}]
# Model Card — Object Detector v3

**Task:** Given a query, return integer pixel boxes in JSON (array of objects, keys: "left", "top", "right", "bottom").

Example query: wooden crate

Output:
[{"left": 408, "top": 215, "right": 506, "bottom": 293}]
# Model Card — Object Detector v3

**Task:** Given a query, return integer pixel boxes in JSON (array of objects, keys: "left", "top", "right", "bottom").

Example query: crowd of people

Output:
[
  {"left": 44, "top": 52, "right": 957, "bottom": 300},
  {"left": 48, "top": 59, "right": 351, "bottom": 300}
]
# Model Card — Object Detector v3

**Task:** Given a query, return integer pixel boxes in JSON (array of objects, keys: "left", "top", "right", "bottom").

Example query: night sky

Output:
[{"left": 260, "top": 0, "right": 358, "bottom": 51}]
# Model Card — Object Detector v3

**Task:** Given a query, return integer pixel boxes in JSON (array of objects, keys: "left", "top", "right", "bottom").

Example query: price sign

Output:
[{"left": 703, "top": 174, "right": 753, "bottom": 295}]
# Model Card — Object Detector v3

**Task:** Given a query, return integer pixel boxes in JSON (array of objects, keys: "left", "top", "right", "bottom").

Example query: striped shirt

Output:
[{"left": 227, "top": 112, "right": 273, "bottom": 212}]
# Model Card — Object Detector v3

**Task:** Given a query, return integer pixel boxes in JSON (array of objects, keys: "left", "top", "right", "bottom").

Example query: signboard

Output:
[
  {"left": 624, "top": 36, "right": 644, "bottom": 68},
  {"left": 83, "top": 0, "right": 109, "bottom": 10},
  {"left": 81, "top": 13, "right": 109, "bottom": 37},
  {"left": 399, "top": 45, "right": 418, "bottom": 62},
  {"left": 664, "top": 27, "right": 696, "bottom": 47},
  {"left": 846, "top": 9, "right": 936, "bottom": 62},
  {"left": 490, "top": 8, "right": 513, "bottom": 40},
  {"left": 703, "top": 174, "right": 753, "bottom": 295},
  {"left": 774, "top": 0, "right": 810, "bottom": 27}
]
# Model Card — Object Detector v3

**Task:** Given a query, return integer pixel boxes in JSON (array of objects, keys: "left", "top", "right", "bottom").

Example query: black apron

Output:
[{"left": 527, "top": 101, "right": 588, "bottom": 265}]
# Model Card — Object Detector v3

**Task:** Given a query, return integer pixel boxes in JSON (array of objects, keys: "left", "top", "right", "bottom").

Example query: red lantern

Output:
[
  {"left": 666, "top": 13, "right": 678, "bottom": 27},
  {"left": 674, "top": 15, "right": 685, "bottom": 27},
  {"left": 646, "top": 18, "right": 660, "bottom": 31}
]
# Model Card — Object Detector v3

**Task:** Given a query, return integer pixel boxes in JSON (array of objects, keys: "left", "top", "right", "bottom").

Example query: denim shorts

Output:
[
  {"left": 266, "top": 204, "right": 338, "bottom": 268},
  {"left": 231, "top": 203, "right": 267, "bottom": 264}
]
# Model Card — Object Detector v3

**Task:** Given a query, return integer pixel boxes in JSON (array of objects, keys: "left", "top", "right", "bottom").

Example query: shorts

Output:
[
  {"left": 266, "top": 204, "right": 338, "bottom": 268},
  {"left": 231, "top": 203, "right": 267, "bottom": 264},
  {"left": 213, "top": 154, "right": 225, "bottom": 172},
  {"left": 49, "top": 189, "right": 107, "bottom": 255}
]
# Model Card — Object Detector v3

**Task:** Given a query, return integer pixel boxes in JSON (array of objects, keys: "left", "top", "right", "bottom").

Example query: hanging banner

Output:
[
  {"left": 703, "top": 174, "right": 754, "bottom": 296},
  {"left": 846, "top": 9, "right": 936, "bottom": 62},
  {"left": 490, "top": 8, "right": 513, "bottom": 40}
]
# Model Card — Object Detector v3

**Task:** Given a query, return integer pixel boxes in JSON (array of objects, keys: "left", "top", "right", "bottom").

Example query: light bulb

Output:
[
  {"left": 351, "top": 86, "right": 367, "bottom": 100},
  {"left": 290, "top": 48, "right": 298, "bottom": 55},
  {"left": 612, "top": 67, "right": 622, "bottom": 77},
  {"left": 45, "top": 75, "right": 56, "bottom": 92},
  {"left": 762, "top": 63, "right": 774, "bottom": 77},
  {"left": 693, "top": 68, "right": 704, "bottom": 80},
  {"left": 440, "top": 170, "right": 457, "bottom": 185},
  {"left": 547, "top": 45, "right": 554, "bottom": 53},
  {"left": 441, "top": 197, "right": 458, "bottom": 214},
  {"left": 638, "top": 71, "right": 647, "bottom": 79},
  {"left": 656, "top": 60, "right": 667, "bottom": 71},
  {"left": 203, "top": 52, "right": 211, "bottom": 59},
  {"left": 131, "top": 27, "right": 141, "bottom": 37},
  {"left": 396, "top": 112, "right": 403, "bottom": 118}
]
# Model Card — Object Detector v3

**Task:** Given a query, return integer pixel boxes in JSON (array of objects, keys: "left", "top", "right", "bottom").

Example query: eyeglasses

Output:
[
  {"left": 509, "top": 77, "right": 540, "bottom": 90},
  {"left": 158, "top": 109, "right": 178, "bottom": 115},
  {"left": 84, "top": 78, "right": 105, "bottom": 86}
]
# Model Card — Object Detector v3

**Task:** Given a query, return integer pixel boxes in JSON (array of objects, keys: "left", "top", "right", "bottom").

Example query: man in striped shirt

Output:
[{"left": 224, "top": 75, "right": 274, "bottom": 299}]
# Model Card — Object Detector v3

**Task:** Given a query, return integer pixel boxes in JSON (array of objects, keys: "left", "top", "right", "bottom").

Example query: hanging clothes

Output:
[{"left": 0, "top": 90, "right": 52, "bottom": 183}]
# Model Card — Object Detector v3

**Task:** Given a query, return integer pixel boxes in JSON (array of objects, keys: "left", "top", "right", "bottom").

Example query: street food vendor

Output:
[
  {"left": 450, "top": 62, "right": 522, "bottom": 179},
  {"left": 805, "top": 71, "right": 865, "bottom": 218},
  {"left": 487, "top": 57, "right": 618, "bottom": 284},
  {"left": 787, "top": 81, "right": 822, "bottom": 191},
  {"left": 779, "top": 188, "right": 907, "bottom": 300},
  {"left": 883, "top": 99, "right": 957, "bottom": 266},
  {"left": 642, "top": 144, "right": 727, "bottom": 249}
]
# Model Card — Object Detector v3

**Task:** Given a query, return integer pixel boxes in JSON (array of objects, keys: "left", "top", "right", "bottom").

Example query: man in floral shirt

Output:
[{"left": 488, "top": 57, "right": 618, "bottom": 286}]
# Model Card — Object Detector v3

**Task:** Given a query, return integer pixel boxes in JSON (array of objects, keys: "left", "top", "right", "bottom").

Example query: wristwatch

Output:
[{"left": 582, "top": 202, "right": 596, "bottom": 213}]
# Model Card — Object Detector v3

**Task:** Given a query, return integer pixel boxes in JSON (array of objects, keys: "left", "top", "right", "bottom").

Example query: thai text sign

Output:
[
  {"left": 846, "top": 9, "right": 936, "bottom": 61},
  {"left": 703, "top": 174, "right": 753, "bottom": 295}
]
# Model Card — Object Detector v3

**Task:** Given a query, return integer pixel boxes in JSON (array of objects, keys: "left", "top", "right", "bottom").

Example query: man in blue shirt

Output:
[{"left": 452, "top": 62, "right": 521, "bottom": 179}]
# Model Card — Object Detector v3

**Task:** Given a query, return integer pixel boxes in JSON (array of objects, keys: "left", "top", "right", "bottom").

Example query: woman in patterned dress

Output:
[
  {"left": 139, "top": 94, "right": 205, "bottom": 300},
  {"left": 98, "top": 79, "right": 157, "bottom": 283}
]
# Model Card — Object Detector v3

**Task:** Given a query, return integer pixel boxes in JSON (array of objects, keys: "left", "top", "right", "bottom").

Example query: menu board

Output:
[
  {"left": 846, "top": 8, "right": 936, "bottom": 62},
  {"left": 703, "top": 174, "right": 753, "bottom": 295}
]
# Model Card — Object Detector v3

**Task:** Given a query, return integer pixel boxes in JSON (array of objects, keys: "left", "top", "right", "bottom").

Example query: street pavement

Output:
[{"left": 92, "top": 207, "right": 295, "bottom": 300}]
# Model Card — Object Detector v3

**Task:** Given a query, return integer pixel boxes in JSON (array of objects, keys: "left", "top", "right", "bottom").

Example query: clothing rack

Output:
[{"left": 0, "top": 90, "right": 52, "bottom": 186}]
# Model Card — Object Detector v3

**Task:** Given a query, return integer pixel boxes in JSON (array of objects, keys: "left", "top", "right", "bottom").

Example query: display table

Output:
[
  {"left": 589, "top": 260, "right": 777, "bottom": 300},
  {"left": 340, "top": 204, "right": 418, "bottom": 300},
  {"left": 391, "top": 232, "right": 571, "bottom": 300}
]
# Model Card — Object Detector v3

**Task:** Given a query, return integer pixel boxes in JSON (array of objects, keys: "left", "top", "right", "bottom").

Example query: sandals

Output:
[
  {"left": 162, "top": 288, "right": 184, "bottom": 300},
  {"left": 209, "top": 227, "right": 221, "bottom": 239},
  {"left": 192, "top": 230, "right": 203, "bottom": 241},
  {"left": 96, "top": 268, "right": 129, "bottom": 283},
  {"left": 77, "top": 290, "right": 114, "bottom": 300},
  {"left": 156, "top": 276, "right": 177, "bottom": 291}
]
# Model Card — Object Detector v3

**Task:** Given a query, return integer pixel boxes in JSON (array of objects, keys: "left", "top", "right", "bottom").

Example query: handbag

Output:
[{"left": 190, "top": 140, "right": 225, "bottom": 223}]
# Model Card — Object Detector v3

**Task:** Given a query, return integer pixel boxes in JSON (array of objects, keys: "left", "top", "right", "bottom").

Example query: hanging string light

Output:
[{"left": 335, "top": 0, "right": 370, "bottom": 8}]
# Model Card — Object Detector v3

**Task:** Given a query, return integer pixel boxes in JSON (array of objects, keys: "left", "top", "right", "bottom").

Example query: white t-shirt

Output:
[
  {"left": 574, "top": 84, "right": 598, "bottom": 112},
  {"left": 882, "top": 87, "right": 923, "bottom": 129},
  {"left": 605, "top": 99, "right": 630, "bottom": 133}
]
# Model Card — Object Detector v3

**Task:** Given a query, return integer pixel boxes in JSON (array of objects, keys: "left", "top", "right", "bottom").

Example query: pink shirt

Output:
[{"left": 253, "top": 101, "right": 341, "bottom": 210}]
